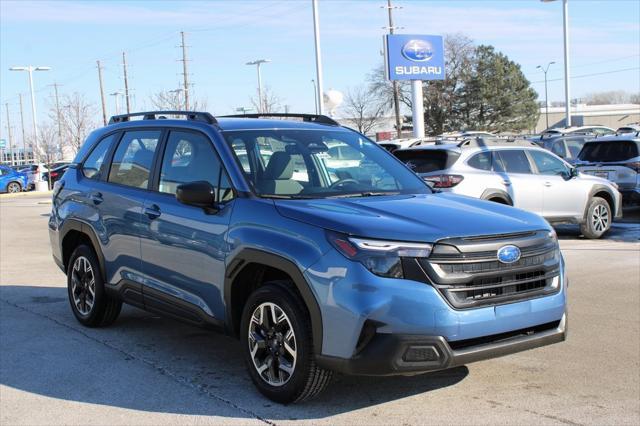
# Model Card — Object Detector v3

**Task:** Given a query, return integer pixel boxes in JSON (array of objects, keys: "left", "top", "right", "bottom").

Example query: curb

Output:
[{"left": 0, "top": 190, "right": 53, "bottom": 199}]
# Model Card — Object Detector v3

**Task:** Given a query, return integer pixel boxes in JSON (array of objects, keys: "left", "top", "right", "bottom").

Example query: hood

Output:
[{"left": 274, "top": 193, "right": 550, "bottom": 242}]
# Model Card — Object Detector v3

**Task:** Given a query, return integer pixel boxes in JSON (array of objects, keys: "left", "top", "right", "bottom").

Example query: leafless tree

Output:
[
  {"left": 342, "top": 85, "right": 388, "bottom": 135},
  {"left": 584, "top": 90, "right": 639, "bottom": 105},
  {"left": 149, "top": 90, "right": 208, "bottom": 111},
  {"left": 57, "top": 93, "right": 97, "bottom": 155},
  {"left": 251, "top": 86, "right": 282, "bottom": 113}
]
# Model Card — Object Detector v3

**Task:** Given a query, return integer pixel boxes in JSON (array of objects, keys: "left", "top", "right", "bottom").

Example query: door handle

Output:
[
  {"left": 502, "top": 180, "right": 511, "bottom": 186},
  {"left": 89, "top": 192, "right": 103, "bottom": 205},
  {"left": 544, "top": 182, "right": 552, "bottom": 187},
  {"left": 144, "top": 204, "right": 161, "bottom": 220}
]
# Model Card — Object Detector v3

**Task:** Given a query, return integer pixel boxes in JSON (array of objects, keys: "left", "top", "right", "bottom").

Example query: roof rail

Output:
[
  {"left": 457, "top": 137, "right": 539, "bottom": 148},
  {"left": 220, "top": 113, "right": 339, "bottom": 126},
  {"left": 108, "top": 111, "right": 217, "bottom": 125}
]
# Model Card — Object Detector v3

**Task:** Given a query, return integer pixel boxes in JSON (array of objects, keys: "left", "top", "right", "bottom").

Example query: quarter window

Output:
[
  {"left": 495, "top": 150, "right": 532, "bottom": 174},
  {"left": 467, "top": 152, "right": 492, "bottom": 171},
  {"left": 83, "top": 134, "right": 116, "bottom": 179},
  {"left": 108, "top": 130, "right": 161, "bottom": 189}
]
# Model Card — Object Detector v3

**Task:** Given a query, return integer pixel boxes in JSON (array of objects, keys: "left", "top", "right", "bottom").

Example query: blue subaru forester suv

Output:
[{"left": 49, "top": 111, "right": 567, "bottom": 403}]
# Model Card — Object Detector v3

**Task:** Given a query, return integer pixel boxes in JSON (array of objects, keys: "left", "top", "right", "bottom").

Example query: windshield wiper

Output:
[{"left": 327, "top": 191, "right": 401, "bottom": 198}]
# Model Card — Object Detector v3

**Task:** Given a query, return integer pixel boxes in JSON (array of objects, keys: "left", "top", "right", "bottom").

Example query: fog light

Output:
[{"left": 403, "top": 345, "right": 440, "bottom": 362}]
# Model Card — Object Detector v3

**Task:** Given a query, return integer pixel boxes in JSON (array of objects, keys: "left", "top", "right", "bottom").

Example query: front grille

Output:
[{"left": 414, "top": 230, "right": 561, "bottom": 309}]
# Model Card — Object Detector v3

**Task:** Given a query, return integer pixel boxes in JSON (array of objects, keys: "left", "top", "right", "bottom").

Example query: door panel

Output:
[
  {"left": 140, "top": 130, "right": 234, "bottom": 322},
  {"left": 494, "top": 150, "right": 543, "bottom": 214},
  {"left": 529, "top": 150, "right": 585, "bottom": 218},
  {"left": 95, "top": 130, "right": 161, "bottom": 293}
]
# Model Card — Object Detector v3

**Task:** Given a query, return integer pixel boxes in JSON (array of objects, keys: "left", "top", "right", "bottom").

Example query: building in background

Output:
[{"left": 535, "top": 104, "right": 640, "bottom": 133}]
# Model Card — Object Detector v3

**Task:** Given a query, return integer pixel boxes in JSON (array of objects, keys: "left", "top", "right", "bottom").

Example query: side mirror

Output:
[
  {"left": 570, "top": 167, "right": 579, "bottom": 178},
  {"left": 176, "top": 181, "right": 218, "bottom": 214}
]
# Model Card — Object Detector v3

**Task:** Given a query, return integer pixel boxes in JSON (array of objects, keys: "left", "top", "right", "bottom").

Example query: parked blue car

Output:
[
  {"left": 0, "top": 165, "right": 29, "bottom": 193},
  {"left": 49, "top": 111, "right": 567, "bottom": 403}
]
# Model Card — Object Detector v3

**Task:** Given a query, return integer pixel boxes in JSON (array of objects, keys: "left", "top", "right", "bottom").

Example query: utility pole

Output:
[
  {"left": 49, "top": 82, "right": 63, "bottom": 140},
  {"left": 5, "top": 103, "right": 15, "bottom": 165},
  {"left": 180, "top": 31, "right": 190, "bottom": 111},
  {"left": 122, "top": 52, "right": 131, "bottom": 114},
  {"left": 97, "top": 60, "right": 107, "bottom": 125},
  {"left": 18, "top": 94, "right": 27, "bottom": 162},
  {"left": 383, "top": 0, "right": 403, "bottom": 138}
]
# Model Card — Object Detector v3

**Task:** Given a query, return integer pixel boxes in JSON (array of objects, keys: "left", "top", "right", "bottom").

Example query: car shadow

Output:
[{"left": 0, "top": 285, "right": 468, "bottom": 420}]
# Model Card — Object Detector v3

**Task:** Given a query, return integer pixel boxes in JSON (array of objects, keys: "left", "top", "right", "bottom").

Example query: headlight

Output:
[{"left": 326, "top": 231, "right": 432, "bottom": 278}]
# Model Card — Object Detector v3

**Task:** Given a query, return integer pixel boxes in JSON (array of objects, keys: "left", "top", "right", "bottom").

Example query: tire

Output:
[
  {"left": 240, "top": 281, "right": 332, "bottom": 404},
  {"left": 67, "top": 244, "right": 122, "bottom": 327},
  {"left": 580, "top": 197, "right": 611, "bottom": 239},
  {"left": 7, "top": 181, "right": 21, "bottom": 193}
]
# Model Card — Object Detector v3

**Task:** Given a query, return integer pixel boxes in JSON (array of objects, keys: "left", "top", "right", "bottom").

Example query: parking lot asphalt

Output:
[{"left": 1, "top": 193, "right": 639, "bottom": 425}]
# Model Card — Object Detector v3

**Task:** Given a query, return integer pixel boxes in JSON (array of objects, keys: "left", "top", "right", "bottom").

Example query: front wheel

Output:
[
  {"left": 580, "top": 197, "right": 611, "bottom": 239},
  {"left": 240, "top": 281, "right": 332, "bottom": 404},
  {"left": 7, "top": 181, "right": 21, "bottom": 193}
]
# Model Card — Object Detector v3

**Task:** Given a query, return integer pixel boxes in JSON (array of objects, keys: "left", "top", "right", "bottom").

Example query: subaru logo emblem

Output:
[
  {"left": 401, "top": 39, "right": 434, "bottom": 62},
  {"left": 497, "top": 245, "right": 521, "bottom": 264}
]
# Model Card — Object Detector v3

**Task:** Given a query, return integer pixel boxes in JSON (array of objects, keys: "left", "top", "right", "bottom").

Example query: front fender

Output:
[{"left": 224, "top": 198, "right": 330, "bottom": 352}]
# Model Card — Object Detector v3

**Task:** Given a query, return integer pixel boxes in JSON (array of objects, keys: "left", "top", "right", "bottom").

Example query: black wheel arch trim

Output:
[
  {"left": 480, "top": 188, "right": 513, "bottom": 205},
  {"left": 59, "top": 218, "right": 107, "bottom": 283},
  {"left": 224, "top": 248, "right": 324, "bottom": 354},
  {"left": 585, "top": 184, "right": 617, "bottom": 221}
]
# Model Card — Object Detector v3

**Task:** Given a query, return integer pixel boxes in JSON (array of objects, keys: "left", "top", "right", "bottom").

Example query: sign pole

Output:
[{"left": 411, "top": 80, "right": 424, "bottom": 138}]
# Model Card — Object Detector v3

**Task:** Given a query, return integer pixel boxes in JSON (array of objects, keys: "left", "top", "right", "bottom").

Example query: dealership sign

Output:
[{"left": 385, "top": 34, "right": 445, "bottom": 81}]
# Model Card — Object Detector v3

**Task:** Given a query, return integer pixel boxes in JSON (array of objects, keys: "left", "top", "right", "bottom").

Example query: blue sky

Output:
[{"left": 1, "top": 0, "right": 639, "bottom": 140}]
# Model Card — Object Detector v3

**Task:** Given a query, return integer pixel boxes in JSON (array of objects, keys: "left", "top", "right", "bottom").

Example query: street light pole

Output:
[
  {"left": 536, "top": 61, "right": 555, "bottom": 130},
  {"left": 541, "top": 0, "right": 571, "bottom": 127},
  {"left": 311, "top": 79, "right": 318, "bottom": 114},
  {"left": 246, "top": 59, "right": 271, "bottom": 113},
  {"left": 9, "top": 65, "right": 51, "bottom": 162},
  {"left": 312, "top": 0, "right": 324, "bottom": 115}
]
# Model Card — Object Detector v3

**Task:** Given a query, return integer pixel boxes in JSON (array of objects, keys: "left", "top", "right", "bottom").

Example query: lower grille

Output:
[{"left": 415, "top": 230, "right": 561, "bottom": 309}]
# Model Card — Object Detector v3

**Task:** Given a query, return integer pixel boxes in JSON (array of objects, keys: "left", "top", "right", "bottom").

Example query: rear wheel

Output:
[
  {"left": 7, "top": 181, "right": 21, "bottom": 193},
  {"left": 580, "top": 196, "right": 611, "bottom": 239},
  {"left": 240, "top": 281, "right": 332, "bottom": 404},
  {"left": 67, "top": 245, "right": 122, "bottom": 327}
]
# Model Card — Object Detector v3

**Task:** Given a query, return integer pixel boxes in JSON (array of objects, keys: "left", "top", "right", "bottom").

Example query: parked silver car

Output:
[
  {"left": 575, "top": 134, "right": 640, "bottom": 206},
  {"left": 394, "top": 138, "right": 622, "bottom": 238}
]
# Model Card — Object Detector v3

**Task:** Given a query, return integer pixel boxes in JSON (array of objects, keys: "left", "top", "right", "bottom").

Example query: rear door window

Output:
[
  {"left": 579, "top": 141, "right": 640, "bottom": 162},
  {"left": 108, "top": 130, "right": 161, "bottom": 189},
  {"left": 495, "top": 150, "right": 533, "bottom": 174},
  {"left": 394, "top": 150, "right": 460, "bottom": 173}
]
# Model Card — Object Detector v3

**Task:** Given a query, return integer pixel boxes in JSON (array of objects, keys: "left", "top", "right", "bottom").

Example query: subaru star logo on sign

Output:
[
  {"left": 497, "top": 245, "right": 521, "bottom": 264},
  {"left": 385, "top": 34, "right": 445, "bottom": 81},
  {"left": 401, "top": 39, "right": 434, "bottom": 62}
]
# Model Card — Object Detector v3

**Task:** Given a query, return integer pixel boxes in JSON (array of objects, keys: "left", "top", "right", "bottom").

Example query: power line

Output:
[
  {"left": 530, "top": 54, "right": 640, "bottom": 74},
  {"left": 530, "top": 66, "right": 640, "bottom": 84}
]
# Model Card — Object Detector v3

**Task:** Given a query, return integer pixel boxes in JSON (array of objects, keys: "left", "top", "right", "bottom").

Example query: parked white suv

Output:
[{"left": 394, "top": 138, "right": 622, "bottom": 238}]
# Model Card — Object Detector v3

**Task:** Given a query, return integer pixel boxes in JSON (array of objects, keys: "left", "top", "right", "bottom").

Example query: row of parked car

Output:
[
  {"left": 387, "top": 126, "right": 639, "bottom": 238},
  {"left": 0, "top": 162, "right": 71, "bottom": 193}
]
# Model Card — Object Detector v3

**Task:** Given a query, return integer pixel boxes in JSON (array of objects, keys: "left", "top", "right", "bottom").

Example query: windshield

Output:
[{"left": 222, "top": 129, "right": 430, "bottom": 198}]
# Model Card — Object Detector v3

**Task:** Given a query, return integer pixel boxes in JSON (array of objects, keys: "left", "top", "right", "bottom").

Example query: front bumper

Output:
[{"left": 317, "top": 313, "right": 566, "bottom": 376}]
